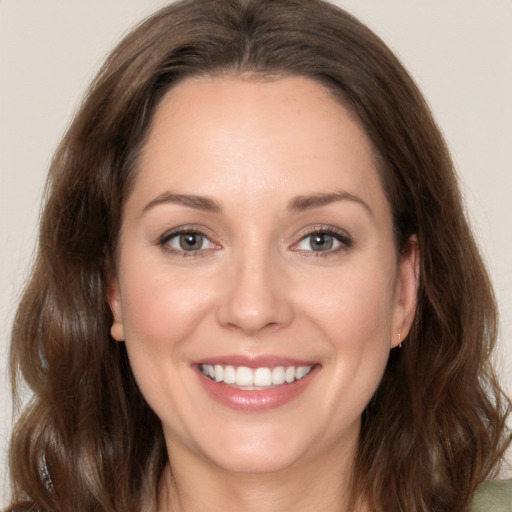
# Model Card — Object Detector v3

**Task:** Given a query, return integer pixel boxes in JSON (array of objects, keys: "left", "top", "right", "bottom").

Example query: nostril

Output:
[
  {"left": 216, "top": 299, "right": 293, "bottom": 336},
  {"left": 214, "top": 259, "right": 294, "bottom": 334}
]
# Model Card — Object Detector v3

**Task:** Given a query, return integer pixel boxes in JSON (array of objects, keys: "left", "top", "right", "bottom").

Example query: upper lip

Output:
[{"left": 193, "top": 354, "right": 318, "bottom": 368}]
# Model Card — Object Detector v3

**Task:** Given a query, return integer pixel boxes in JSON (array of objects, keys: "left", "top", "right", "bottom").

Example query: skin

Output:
[{"left": 108, "top": 75, "right": 419, "bottom": 512}]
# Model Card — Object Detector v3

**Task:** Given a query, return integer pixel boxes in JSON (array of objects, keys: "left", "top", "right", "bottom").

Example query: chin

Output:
[
  {"left": 162, "top": 417, "right": 311, "bottom": 475},
  {"left": 208, "top": 445, "right": 305, "bottom": 474},
  {"left": 194, "top": 422, "right": 324, "bottom": 474}
]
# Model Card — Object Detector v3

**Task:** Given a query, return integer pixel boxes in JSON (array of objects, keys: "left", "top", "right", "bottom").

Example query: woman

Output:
[{"left": 6, "top": 0, "right": 511, "bottom": 510}]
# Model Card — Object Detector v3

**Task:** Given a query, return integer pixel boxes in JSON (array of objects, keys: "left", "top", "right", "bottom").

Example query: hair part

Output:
[{"left": 8, "top": 0, "right": 510, "bottom": 511}]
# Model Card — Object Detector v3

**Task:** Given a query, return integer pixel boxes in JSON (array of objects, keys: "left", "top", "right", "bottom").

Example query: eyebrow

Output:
[
  {"left": 141, "top": 191, "right": 222, "bottom": 215},
  {"left": 141, "top": 189, "right": 373, "bottom": 217},
  {"left": 287, "top": 191, "right": 374, "bottom": 217}
]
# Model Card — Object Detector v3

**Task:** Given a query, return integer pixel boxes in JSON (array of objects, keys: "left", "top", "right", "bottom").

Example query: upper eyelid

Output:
[
  {"left": 158, "top": 225, "right": 216, "bottom": 243},
  {"left": 293, "top": 225, "right": 352, "bottom": 242}
]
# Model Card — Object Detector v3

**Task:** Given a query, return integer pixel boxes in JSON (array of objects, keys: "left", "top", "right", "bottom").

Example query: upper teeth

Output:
[{"left": 200, "top": 364, "right": 313, "bottom": 388}]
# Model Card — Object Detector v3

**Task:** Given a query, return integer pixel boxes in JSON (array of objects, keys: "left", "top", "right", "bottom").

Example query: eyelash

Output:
[
  {"left": 157, "top": 225, "right": 353, "bottom": 257},
  {"left": 291, "top": 226, "right": 353, "bottom": 257},
  {"left": 158, "top": 226, "right": 219, "bottom": 257}
]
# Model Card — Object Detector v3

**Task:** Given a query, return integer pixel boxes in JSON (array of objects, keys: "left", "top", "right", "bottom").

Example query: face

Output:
[{"left": 109, "top": 75, "right": 418, "bottom": 476}]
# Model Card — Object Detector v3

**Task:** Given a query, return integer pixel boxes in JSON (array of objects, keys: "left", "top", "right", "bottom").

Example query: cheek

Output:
[
  {"left": 116, "top": 262, "right": 218, "bottom": 408},
  {"left": 300, "top": 261, "right": 396, "bottom": 347},
  {"left": 120, "top": 262, "right": 213, "bottom": 347},
  {"left": 297, "top": 260, "right": 396, "bottom": 399},
  {"left": 117, "top": 265, "right": 215, "bottom": 425}
]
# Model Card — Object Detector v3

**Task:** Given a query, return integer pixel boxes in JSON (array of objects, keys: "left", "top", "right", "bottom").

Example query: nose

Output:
[{"left": 215, "top": 248, "right": 294, "bottom": 336}]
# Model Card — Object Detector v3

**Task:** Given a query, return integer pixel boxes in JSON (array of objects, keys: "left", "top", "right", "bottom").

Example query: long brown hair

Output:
[{"left": 7, "top": 0, "right": 510, "bottom": 510}]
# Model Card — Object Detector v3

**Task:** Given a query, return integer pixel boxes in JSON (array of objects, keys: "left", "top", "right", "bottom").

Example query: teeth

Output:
[
  {"left": 224, "top": 365, "right": 236, "bottom": 384},
  {"left": 295, "top": 366, "right": 310, "bottom": 380},
  {"left": 214, "top": 364, "right": 223, "bottom": 382},
  {"left": 200, "top": 363, "right": 313, "bottom": 388},
  {"left": 254, "top": 367, "right": 272, "bottom": 387},
  {"left": 272, "top": 366, "right": 286, "bottom": 385},
  {"left": 236, "top": 366, "right": 253, "bottom": 386}
]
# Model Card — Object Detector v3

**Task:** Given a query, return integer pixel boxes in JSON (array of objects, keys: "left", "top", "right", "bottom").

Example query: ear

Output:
[
  {"left": 106, "top": 266, "right": 125, "bottom": 342},
  {"left": 391, "top": 235, "right": 420, "bottom": 348}
]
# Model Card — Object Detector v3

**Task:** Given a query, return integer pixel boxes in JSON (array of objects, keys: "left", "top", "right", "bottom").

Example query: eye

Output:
[
  {"left": 160, "top": 229, "right": 218, "bottom": 254},
  {"left": 298, "top": 232, "right": 338, "bottom": 252},
  {"left": 292, "top": 227, "right": 352, "bottom": 254}
]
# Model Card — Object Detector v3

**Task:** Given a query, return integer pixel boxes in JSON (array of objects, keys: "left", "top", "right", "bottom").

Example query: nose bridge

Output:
[{"left": 216, "top": 236, "right": 293, "bottom": 335}]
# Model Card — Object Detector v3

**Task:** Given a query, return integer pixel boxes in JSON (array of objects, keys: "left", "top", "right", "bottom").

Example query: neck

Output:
[{"left": 157, "top": 437, "right": 367, "bottom": 512}]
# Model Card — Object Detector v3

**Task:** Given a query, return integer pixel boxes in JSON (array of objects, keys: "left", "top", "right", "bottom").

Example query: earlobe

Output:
[
  {"left": 391, "top": 235, "right": 420, "bottom": 348},
  {"left": 107, "top": 274, "right": 125, "bottom": 342}
]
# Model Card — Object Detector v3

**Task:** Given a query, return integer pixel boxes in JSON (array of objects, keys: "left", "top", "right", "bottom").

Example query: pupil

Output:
[
  {"left": 180, "top": 233, "right": 202, "bottom": 251},
  {"left": 312, "top": 233, "right": 333, "bottom": 251}
]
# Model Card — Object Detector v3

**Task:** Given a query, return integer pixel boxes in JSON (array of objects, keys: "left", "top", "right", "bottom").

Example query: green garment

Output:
[{"left": 471, "top": 480, "right": 512, "bottom": 511}]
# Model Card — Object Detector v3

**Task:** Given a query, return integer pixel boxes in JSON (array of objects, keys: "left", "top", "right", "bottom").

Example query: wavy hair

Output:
[{"left": 7, "top": 0, "right": 510, "bottom": 510}]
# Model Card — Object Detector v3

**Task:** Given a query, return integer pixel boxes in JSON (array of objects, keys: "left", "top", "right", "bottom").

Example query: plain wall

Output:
[{"left": 1, "top": 0, "right": 511, "bottom": 502}]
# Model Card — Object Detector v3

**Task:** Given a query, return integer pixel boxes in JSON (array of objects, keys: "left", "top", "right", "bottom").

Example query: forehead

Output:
[{"left": 130, "top": 75, "right": 389, "bottom": 218}]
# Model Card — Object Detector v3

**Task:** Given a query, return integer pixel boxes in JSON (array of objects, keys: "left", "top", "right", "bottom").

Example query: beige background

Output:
[{"left": 1, "top": 0, "right": 511, "bottom": 501}]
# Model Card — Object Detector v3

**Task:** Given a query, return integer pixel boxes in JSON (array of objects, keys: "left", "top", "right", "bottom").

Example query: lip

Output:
[
  {"left": 193, "top": 357, "right": 320, "bottom": 411},
  {"left": 194, "top": 354, "right": 317, "bottom": 368}
]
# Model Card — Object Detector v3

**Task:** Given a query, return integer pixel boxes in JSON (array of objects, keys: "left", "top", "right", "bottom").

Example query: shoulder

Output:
[{"left": 471, "top": 479, "right": 512, "bottom": 512}]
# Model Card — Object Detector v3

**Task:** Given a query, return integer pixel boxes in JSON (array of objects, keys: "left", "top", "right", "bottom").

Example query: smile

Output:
[
  {"left": 195, "top": 360, "right": 319, "bottom": 411},
  {"left": 200, "top": 364, "right": 313, "bottom": 389}
]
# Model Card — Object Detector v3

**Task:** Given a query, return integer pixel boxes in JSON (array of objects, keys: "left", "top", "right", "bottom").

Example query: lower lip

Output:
[{"left": 195, "top": 366, "right": 319, "bottom": 411}]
